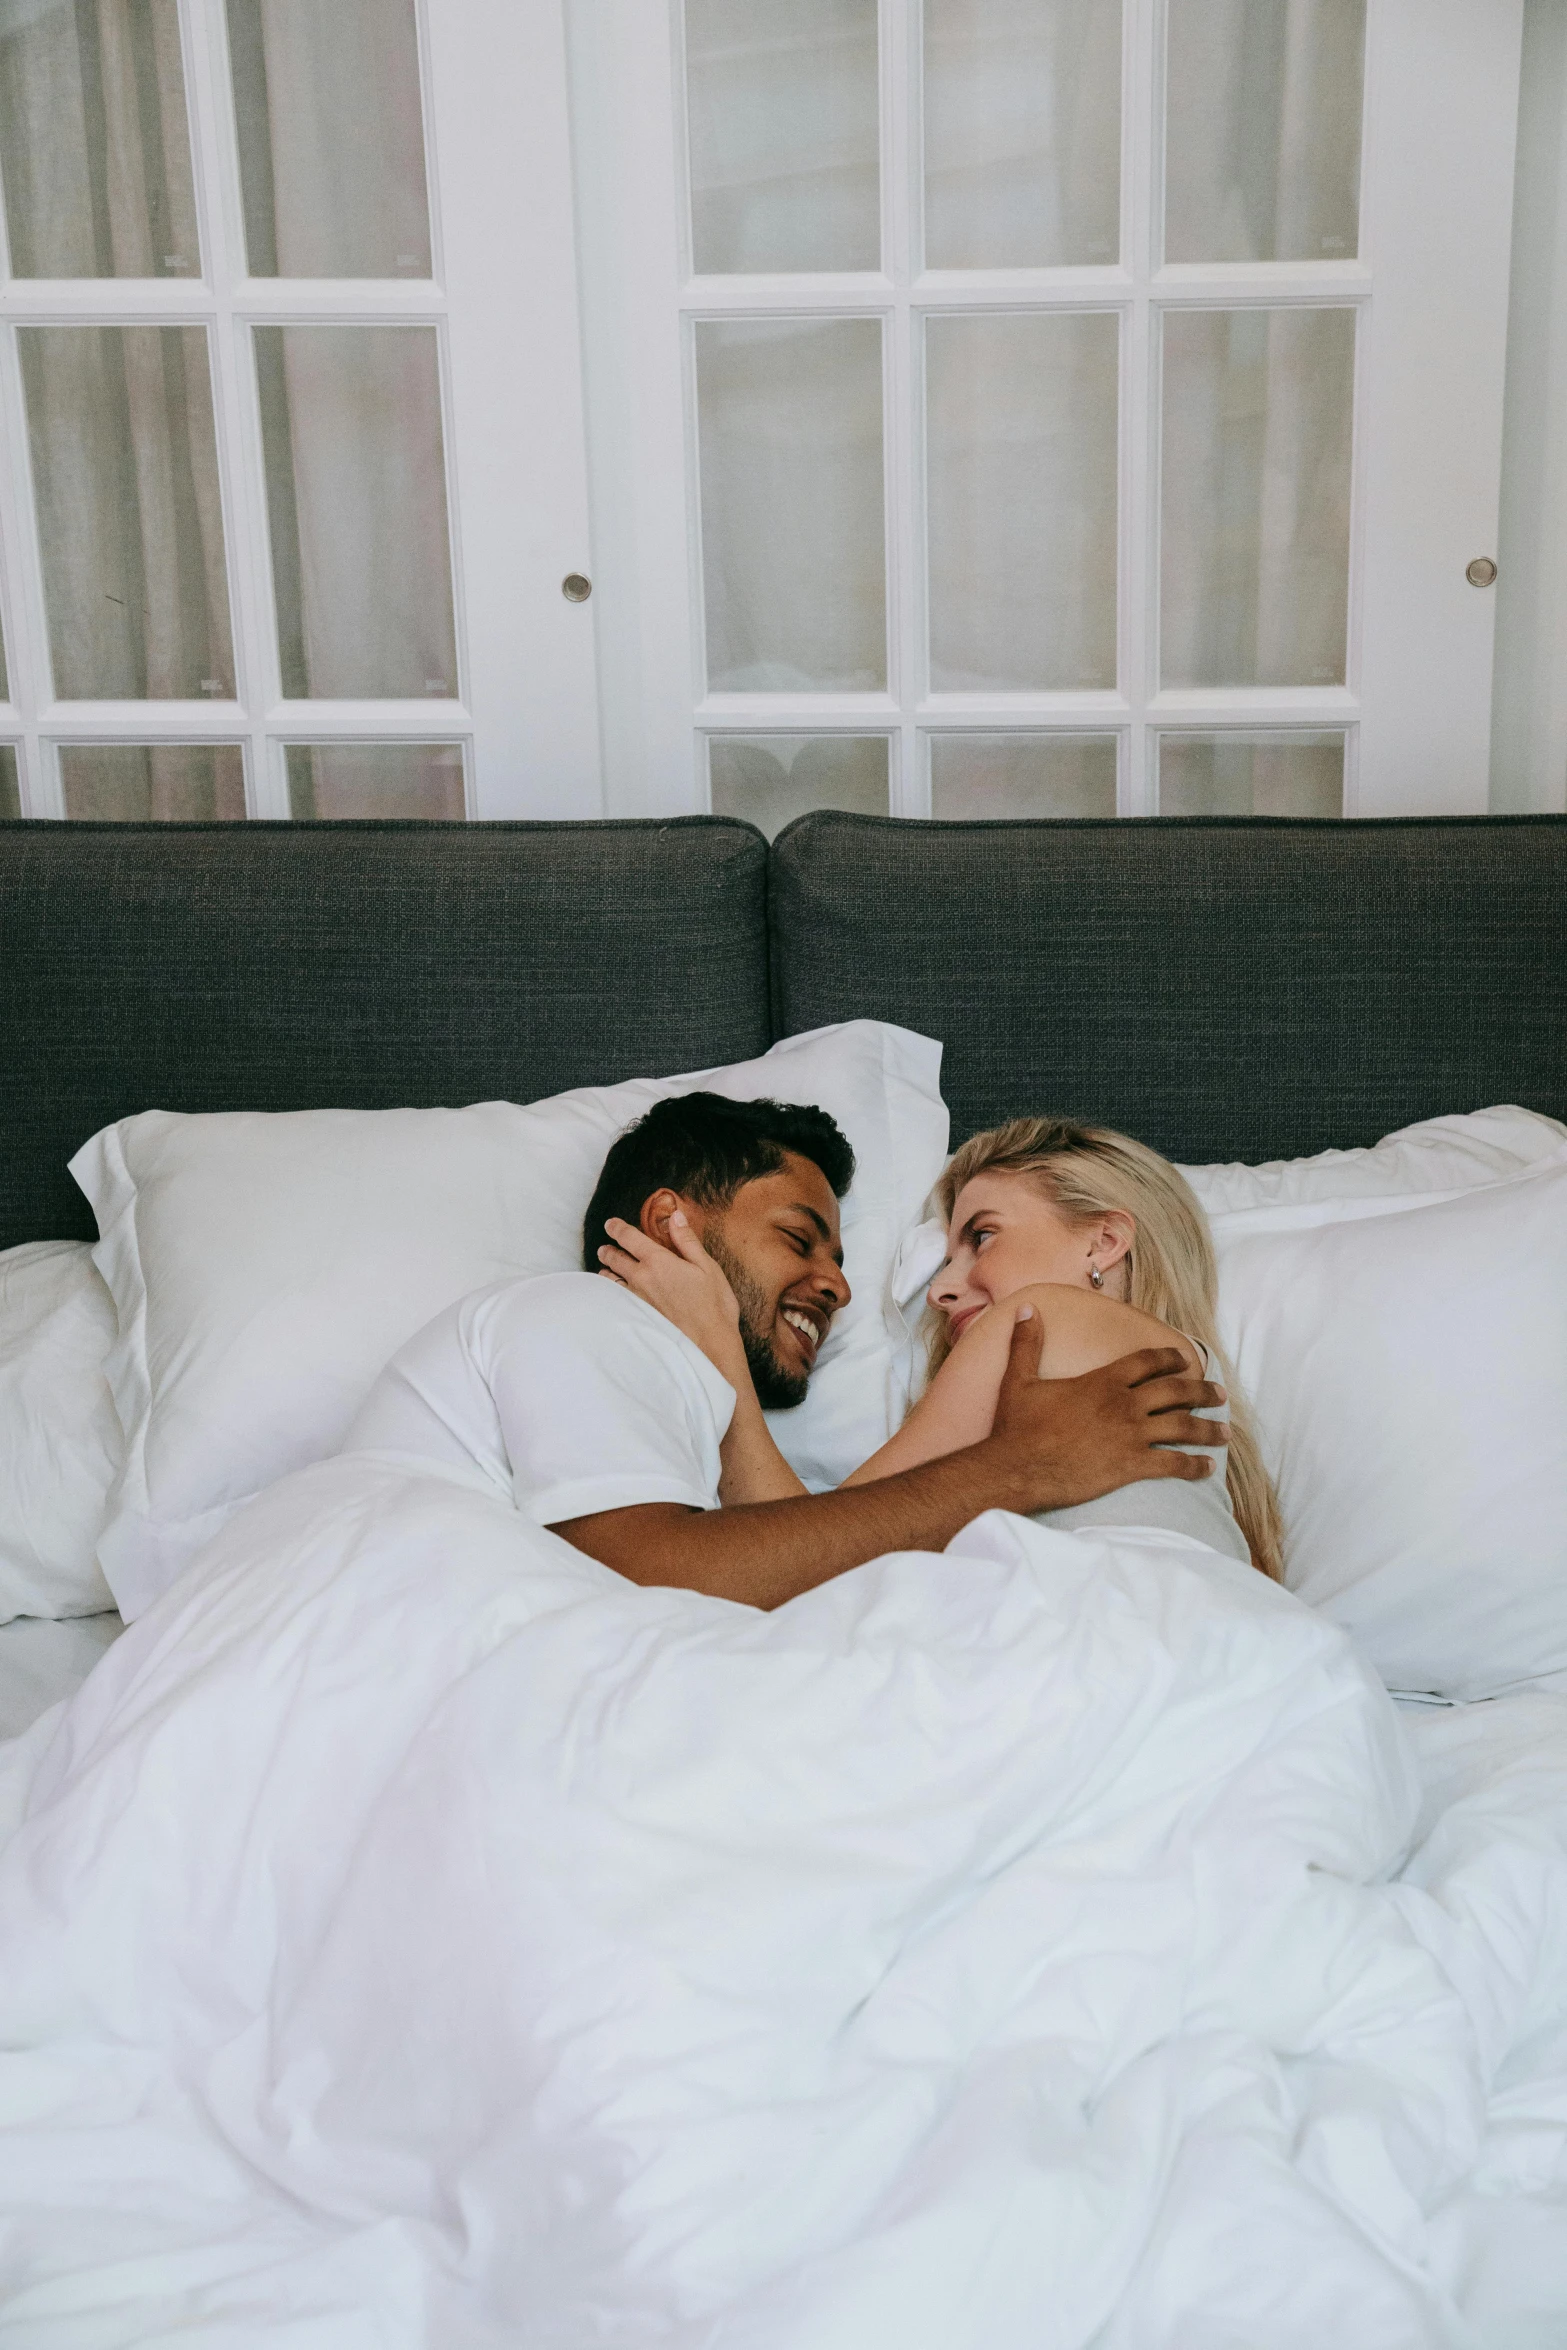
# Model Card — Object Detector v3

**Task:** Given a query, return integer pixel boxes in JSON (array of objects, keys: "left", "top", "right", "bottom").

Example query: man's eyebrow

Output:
[{"left": 786, "top": 1202, "right": 845, "bottom": 1265}]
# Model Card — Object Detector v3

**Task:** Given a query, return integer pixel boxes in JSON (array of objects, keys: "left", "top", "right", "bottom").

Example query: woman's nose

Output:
[{"left": 927, "top": 1262, "right": 959, "bottom": 1310}]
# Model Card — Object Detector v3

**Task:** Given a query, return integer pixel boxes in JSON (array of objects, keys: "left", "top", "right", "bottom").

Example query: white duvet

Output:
[{"left": 1, "top": 1460, "right": 1565, "bottom": 2348}]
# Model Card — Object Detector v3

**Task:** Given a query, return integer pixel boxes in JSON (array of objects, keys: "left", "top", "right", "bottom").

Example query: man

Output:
[{"left": 346, "top": 1093, "right": 1229, "bottom": 1612}]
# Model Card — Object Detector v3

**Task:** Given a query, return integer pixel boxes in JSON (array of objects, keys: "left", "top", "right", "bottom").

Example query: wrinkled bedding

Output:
[
  {"left": 0, "top": 1458, "right": 1565, "bottom": 2347},
  {"left": 0, "top": 1611, "right": 122, "bottom": 1743}
]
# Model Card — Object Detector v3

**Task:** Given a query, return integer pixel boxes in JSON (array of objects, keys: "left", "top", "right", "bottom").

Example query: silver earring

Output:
[{"left": 1089, "top": 1265, "right": 1104, "bottom": 1290}]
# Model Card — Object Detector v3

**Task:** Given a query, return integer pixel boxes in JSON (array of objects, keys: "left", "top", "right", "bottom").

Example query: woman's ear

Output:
[{"left": 1089, "top": 1210, "right": 1136, "bottom": 1277}]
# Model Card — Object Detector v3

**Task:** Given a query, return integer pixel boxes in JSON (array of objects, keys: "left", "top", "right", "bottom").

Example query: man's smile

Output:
[{"left": 778, "top": 1301, "right": 828, "bottom": 1367}]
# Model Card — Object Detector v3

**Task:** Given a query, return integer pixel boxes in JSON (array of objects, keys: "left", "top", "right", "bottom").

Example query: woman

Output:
[{"left": 599, "top": 1116, "right": 1283, "bottom": 1581}]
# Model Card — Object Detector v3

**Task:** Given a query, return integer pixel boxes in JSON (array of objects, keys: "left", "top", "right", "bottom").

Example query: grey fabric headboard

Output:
[
  {"left": 2, "top": 809, "right": 1564, "bottom": 1250},
  {"left": 769, "top": 813, "right": 1567, "bottom": 1161},
  {"left": 0, "top": 819, "right": 770, "bottom": 1249}
]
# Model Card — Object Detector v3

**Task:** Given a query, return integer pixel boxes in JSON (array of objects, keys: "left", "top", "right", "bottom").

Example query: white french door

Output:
[
  {"left": 569, "top": 0, "right": 1523, "bottom": 829},
  {"left": 0, "top": 0, "right": 599, "bottom": 821},
  {"left": 0, "top": 1, "right": 1524, "bottom": 829}
]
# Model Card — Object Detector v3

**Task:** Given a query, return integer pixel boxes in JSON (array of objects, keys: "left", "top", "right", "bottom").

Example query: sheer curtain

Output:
[
  {"left": 0, "top": 0, "right": 198, "bottom": 279},
  {"left": 227, "top": 0, "right": 430, "bottom": 279},
  {"left": 232, "top": 0, "right": 455, "bottom": 813},
  {"left": 684, "top": 0, "right": 880, "bottom": 273},
  {"left": 1161, "top": 2, "right": 1362, "bottom": 697},
  {"left": 2, "top": 0, "right": 236, "bottom": 817},
  {"left": 697, "top": 317, "right": 886, "bottom": 693},
  {"left": 1164, "top": 0, "right": 1364, "bottom": 264},
  {"left": 923, "top": 0, "right": 1121, "bottom": 269},
  {"left": 925, "top": 311, "right": 1119, "bottom": 692},
  {"left": 1160, "top": 306, "right": 1354, "bottom": 691},
  {"left": 0, "top": 0, "right": 448, "bottom": 813}
]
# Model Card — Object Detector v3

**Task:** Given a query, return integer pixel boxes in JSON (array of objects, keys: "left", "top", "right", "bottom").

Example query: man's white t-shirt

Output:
[{"left": 341, "top": 1272, "right": 738, "bottom": 1525}]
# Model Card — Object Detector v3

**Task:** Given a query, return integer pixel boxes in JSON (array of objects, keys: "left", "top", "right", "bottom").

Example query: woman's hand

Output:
[
  {"left": 597, "top": 1211, "right": 749, "bottom": 1390},
  {"left": 598, "top": 1210, "right": 807, "bottom": 1505}
]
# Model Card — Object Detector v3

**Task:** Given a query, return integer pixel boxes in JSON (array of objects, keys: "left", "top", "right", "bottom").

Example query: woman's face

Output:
[{"left": 928, "top": 1171, "right": 1132, "bottom": 1342}]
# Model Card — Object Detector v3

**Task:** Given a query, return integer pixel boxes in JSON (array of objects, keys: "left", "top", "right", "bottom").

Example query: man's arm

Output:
[{"left": 553, "top": 1314, "right": 1228, "bottom": 1609}]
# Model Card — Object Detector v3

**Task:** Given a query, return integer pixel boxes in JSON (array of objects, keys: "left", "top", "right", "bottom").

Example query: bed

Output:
[{"left": 0, "top": 810, "right": 1565, "bottom": 2346}]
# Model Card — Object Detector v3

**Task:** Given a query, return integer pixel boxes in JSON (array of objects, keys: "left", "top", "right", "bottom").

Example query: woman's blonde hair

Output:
[{"left": 932, "top": 1116, "right": 1284, "bottom": 1582}]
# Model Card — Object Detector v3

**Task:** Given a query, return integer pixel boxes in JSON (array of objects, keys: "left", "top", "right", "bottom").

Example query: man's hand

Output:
[{"left": 983, "top": 1310, "right": 1226, "bottom": 1514}]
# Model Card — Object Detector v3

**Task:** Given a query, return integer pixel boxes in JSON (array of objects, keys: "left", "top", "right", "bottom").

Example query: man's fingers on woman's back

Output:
[
  {"left": 1140, "top": 1381, "right": 1228, "bottom": 1423},
  {"left": 1114, "top": 1351, "right": 1227, "bottom": 1412},
  {"left": 1115, "top": 1345, "right": 1200, "bottom": 1387},
  {"left": 1145, "top": 1441, "right": 1217, "bottom": 1480}
]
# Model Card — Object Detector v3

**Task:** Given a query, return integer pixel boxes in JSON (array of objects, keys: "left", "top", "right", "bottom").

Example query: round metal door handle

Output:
[
  {"left": 1465, "top": 557, "right": 1498, "bottom": 588},
  {"left": 561, "top": 572, "right": 593, "bottom": 603}
]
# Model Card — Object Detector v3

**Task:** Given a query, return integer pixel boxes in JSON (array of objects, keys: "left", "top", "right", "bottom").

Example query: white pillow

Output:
[
  {"left": 887, "top": 1104, "right": 1567, "bottom": 1377},
  {"left": 0, "top": 1243, "right": 120, "bottom": 1623},
  {"left": 1181, "top": 1105, "right": 1567, "bottom": 1221},
  {"left": 1216, "top": 1162, "right": 1567, "bottom": 1700},
  {"left": 73, "top": 1023, "right": 949, "bottom": 1622},
  {"left": 883, "top": 1105, "right": 1567, "bottom": 1699}
]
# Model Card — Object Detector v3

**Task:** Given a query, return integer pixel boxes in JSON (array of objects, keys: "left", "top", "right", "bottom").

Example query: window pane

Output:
[
  {"left": 927, "top": 311, "right": 1118, "bottom": 692},
  {"left": 21, "top": 327, "right": 235, "bottom": 701},
  {"left": 924, "top": 0, "right": 1120, "bottom": 268},
  {"left": 1157, "top": 731, "right": 1344, "bottom": 816},
  {"left": 59, "top": 744, "right": 246, "bottom": 821},
  {"left": 931, "top": 733, "right": 1117, "bottom": 817},
  {"left": 1161, "top": 307, "right": 1354, "bottom": 689},
  {"left": 227, "top": 0, "right": 432, "bottom": 277},
  {"left": 709, "top": 735, "right": 887, "bottom": 838},
  {"left": 697, "top": 318, "right": 886, "bottom": 691},
  {"left": 0, "top": 0, "right": 198, "bottom": 277},
  {"left": 685, "top": 0, "right": 879, "bottom": 272},
  {"left": 256, "top": 326, "right": 457, "bottom": 700},
  {"left": 1165, "top": 0, "right": 1365, "bottom": 263},
  {"left": 0, "top": 747, "right": 19, "bottom": 819},
  {"left": 285, "top": 742, "right": 465, "bottom": 818}
]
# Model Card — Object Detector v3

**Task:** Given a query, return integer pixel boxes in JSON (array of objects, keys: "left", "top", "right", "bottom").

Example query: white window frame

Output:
[{"left": 0, "top": 0, "right": 600, "bottom": 820}]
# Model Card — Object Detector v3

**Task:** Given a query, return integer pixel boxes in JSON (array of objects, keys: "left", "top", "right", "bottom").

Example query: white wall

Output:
[{"left": 1491, "top": 0, "right": 1567, "bottom": 812}]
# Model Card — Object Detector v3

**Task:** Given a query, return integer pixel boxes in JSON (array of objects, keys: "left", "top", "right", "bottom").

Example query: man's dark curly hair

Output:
[{"left": 582, "top": 1092, "right": 855, "bottom": 1268}]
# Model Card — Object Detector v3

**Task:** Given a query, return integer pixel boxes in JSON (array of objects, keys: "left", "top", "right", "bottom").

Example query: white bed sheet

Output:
[
  {"left": 0, "top": 1609, "right": 122, "bottom": 1742},
  {"left": 1, "top": 1461, "right": 1566, "bottom": 2345},
  {"left": 1390, "top": 1691, "right": 1567, "bottom": 2346}
]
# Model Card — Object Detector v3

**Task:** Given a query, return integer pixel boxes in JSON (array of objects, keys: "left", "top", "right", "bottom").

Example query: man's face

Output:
[{"left": 700, "top": 1151, "right": 851, "bottom": 1409}]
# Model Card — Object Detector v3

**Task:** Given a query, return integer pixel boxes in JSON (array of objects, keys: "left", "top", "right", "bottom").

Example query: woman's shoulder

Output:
[{"left": 1005, "top": 1284, "right": 1203, "bottom": 1380}]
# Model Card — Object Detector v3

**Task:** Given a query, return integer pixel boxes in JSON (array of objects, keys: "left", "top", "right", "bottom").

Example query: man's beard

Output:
[{"left": 704, "top": 1232, "right": 811, "bottom": 1410}]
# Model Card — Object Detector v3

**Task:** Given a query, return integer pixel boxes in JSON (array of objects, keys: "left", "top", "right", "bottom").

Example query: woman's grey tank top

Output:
[{"left": 1032, "top": 1342, "right": 1251, "bottom": 1565}]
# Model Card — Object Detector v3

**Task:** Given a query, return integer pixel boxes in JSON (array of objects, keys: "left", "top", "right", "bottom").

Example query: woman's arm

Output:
[
  {"left": 844, "top": 1286, "right": 1204, "bottom": 1486},
  {"left": 597, "top": 1213, "right": 808, "bottom": 1504}
]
